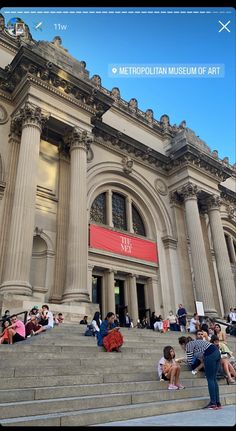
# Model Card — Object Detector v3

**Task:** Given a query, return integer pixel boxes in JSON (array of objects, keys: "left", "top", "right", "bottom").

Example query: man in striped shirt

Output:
[{"left": 179, "top": 336, "right": 221, "bottom": 410}]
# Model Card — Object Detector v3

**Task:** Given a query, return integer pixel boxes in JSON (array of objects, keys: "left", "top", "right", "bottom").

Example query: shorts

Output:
[
  {"left": 161, "top": 372, "right": 169, "bottom": 381},
  {"left": 12, "top": 333, "right": 25, "bottom": 343}
]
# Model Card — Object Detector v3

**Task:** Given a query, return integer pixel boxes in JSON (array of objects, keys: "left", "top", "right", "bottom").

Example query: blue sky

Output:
[{"left": 2, "top": 6, "right": 235, "bottom": 164}]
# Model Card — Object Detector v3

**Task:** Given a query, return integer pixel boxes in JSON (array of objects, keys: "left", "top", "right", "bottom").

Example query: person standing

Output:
[
  {"left": 177, "top": 304, "right": 187, "bottom": 333},
  {"left": 179, "top": 336, "right": 221, "bottom": 409}
]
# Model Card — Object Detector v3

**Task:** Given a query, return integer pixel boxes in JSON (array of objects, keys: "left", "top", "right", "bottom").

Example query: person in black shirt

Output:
[{"left": 80, "top": 315, "right": 88, "bottom": 325}]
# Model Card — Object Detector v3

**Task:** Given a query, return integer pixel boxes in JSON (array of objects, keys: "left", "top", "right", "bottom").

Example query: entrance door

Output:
[
  {"left": 114, "top": 280, "right": 125, "bottom": 325},
  {"left": 137, "top": 283, "right": 146, "bottom": 321},
  {"left": 92, "top": 276, "right": 102, "bottom": 315}
]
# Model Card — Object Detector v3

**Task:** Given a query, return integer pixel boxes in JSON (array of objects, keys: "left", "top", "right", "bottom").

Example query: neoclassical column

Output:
[
  {"left": 0, "top": 103, "right": 48, "bottom": 295},
  {"left": 106, "top": 190, "right": 113, "bottom": 227},
  {"left": 128, "top": 274, "right": 139, "bottom": 325},
  {"left": 226, "top": 236, "right": 236, "bottom": 264},
  {"left": 179, "top": 182, "right": 217, "bottom": 315},
  {"left": 106, "top": 269, "right": 115, "bottom": 314},
  {"left": 162, "top": 235, "right": 183, "bottom": 308},
  {"left": 0, "top": 122, "right": 20, "bottom": 283},
  {"left": 62, "top": 128, "right": 93, "bottom": 303},
  {"left": 207, "top": 195, "right": 235, "bottom": 314},
  {"left": 87, "top": 264, "right": 94, "bottom": 302},
  {"left": 126, "top": 196, "right": 134, "bottom": 233},
  {"left": 50, "top": 145, "right": 70, "bottom": 303}
]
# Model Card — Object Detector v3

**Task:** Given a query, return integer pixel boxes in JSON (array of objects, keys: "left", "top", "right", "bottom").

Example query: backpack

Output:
[{"left": 84, "top": 324, "right": 95, "bottom": 336}]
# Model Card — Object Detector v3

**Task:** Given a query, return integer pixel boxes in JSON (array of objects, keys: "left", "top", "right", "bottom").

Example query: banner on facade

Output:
[{"left": 89, "top": 224, "right": 158, "bottom": 263}]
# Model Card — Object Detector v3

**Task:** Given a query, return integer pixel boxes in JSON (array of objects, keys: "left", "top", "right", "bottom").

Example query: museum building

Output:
[{"left": 0, "top": 16, "right": 235, "bottom": 322}]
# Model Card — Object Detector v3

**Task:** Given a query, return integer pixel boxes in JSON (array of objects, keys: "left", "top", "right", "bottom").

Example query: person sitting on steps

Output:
[{"left": 157, "top": 345, "right": 185, "bottom": 390}]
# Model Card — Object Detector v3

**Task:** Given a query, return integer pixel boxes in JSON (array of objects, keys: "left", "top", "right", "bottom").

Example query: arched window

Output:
[
  {"left": 90, "top": 190, "right": 146, "bottom": 236},
  {"left": 90, "top": 192, "right": 106, "bottom": 224},
  {"left": 112, "top": 192, "right": 127, "bottom": 230},
  {"left": 132, "top": 204, "right": 146, "bottom": 236}
]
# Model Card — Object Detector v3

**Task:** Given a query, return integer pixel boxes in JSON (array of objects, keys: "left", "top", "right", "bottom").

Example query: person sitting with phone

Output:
[{"left": 97, "top": 312, "right": 124, "bottom": 352}]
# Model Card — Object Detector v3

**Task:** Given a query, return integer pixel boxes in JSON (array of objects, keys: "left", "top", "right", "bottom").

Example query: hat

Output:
[{"left": 32, "top": 305, "right": 39, "bottom": 310}]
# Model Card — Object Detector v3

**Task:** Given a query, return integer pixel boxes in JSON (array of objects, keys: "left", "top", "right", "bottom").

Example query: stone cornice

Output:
[
  {"left": 0, "top": 45, "right": 114, "bottom": 117},
  {"left": 168, "top": 144, "right": 233, "bottom": 182},
  {"left": 219, "top": 185, "right": 236, "bottom": 205},
  {"left": 92, "top": 119, "right": 169, "bottom": 173}
]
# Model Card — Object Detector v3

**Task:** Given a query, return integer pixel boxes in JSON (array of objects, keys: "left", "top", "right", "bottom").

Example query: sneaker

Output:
[
  {"left": 168, "top": 384, "right": 178, "bottom": 390},
  {"left": 215, "top": 403, "right": 222, "bottom": 409},
  {"left": 192, "top": 370, "right": 198, "bottom": 375},
  {"left": 30, "top": 330, "right": 35, "bottom": 336},
  {"left": 202, "top": 403, "right": 217, "bottom": 409},
  {"left": 160, "top": 378, "right": 165, "bottom": 382}
]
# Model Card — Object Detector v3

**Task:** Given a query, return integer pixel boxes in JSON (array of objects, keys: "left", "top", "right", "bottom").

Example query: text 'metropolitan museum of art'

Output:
[{"left": 0, "top": 16, "right": 235, "bottom": 323}]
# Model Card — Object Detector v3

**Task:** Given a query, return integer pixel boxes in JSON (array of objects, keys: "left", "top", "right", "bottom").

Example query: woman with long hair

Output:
[
  {"left": 91, "top": 311, "right": 102, "bottom": 335},
  {"left": 157, "top": 345, "right": 185, "bottom": 390},
  {"left": 97, "top": 312, "right": 124, "bottom": 352}
]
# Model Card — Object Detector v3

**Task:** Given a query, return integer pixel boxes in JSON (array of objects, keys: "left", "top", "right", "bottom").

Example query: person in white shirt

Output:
[
  {"left": 91, "top": 311, "right": 102, "bottom": 334},
  {"left": 189, "top": 313, "right": 200, "bottom": 333},
  {"left": 30, "top": 304, "right": 54, "bottom": 336}
]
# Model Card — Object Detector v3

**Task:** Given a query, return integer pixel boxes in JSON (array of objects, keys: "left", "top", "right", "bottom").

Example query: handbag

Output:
[{"left": 84, "top": 324, "right": 95, "bottom": 336}]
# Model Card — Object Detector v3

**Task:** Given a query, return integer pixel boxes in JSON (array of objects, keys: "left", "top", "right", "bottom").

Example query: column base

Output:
[
  {"left": 0, "top": 281, "right": 32, "bottom": 296},
  {"left": 62, "top": 290, "right": 90, "bottom": 303},
  {"left": 204, "top": 309, "right": 218, "bottom": 317}
]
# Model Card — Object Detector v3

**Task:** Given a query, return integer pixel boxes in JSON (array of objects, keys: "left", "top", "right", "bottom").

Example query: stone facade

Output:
[{"left": 0, "top": 16, "right": 235, "bottom": 321}]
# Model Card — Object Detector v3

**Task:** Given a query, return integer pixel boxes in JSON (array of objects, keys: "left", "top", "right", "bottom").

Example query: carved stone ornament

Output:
[
  {"left": 122, "top": 156, "right": 133, "bottom": 174},
  {"left": 178, "top": 182, "right": 199, "bottom": 200},
  {"left": 128, "top": 98, "right": 138, "bottom": 110},
  {"left": 111, "top": 87, "right": 120, "bottom": 99},
  {"left": 145, "top": 109, "right": 154, "bottom": 124},
  {"left": 227, "top": 205, "right": 236, "bottom": 220},
  {"left": 154, "top": 178, "right": 168, "bottom": 196},
  {"left": 0, "top": 104, "right": 9, "bottom": 124},
  {"left": 66, "top": 127, "right": 94, "bottom": 152},
  {"left": 207, "top": 195, "right": 221, "bottom": 210},
  {"left": 12, "top": 102, "right": 49, "bottom": 131},
  {"left": 91, "top": 75, "right": 101, "bottom": 88}
]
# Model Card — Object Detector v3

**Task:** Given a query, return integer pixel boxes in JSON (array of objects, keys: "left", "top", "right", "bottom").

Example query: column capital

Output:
[
  {"left": 178, "top": 182, "right": 199, "bottom": 200},
  {"left": 207, "top": 195, "right": 221, "bottom": 211},
  {"left": 12, "top": 102, "right": 49, "bottom": 132},
  {"left": 65, "top": 127, "right": 93, "bottom": 152},
  {"left": 9, "top": 118, "right": 21, "bottom": 142}
]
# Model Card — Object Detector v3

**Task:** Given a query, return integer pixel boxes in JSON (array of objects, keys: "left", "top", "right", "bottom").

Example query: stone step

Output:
[
  {"left": 0, "top": 378, "right": 231, "bottom": 403},
  {"left": 0, "top": 384, "right": 234, "bottom": 420},
  {"left": 0, "top": 364, "right": 201, "bottom": 378},
  {"left": 0, "top": 393, "right": 235, "bottom": 426}
]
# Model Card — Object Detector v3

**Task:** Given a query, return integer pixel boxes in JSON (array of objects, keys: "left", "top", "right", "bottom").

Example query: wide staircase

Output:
[{"left": 0, "top": 324, "right": 235, "bottom": 426}]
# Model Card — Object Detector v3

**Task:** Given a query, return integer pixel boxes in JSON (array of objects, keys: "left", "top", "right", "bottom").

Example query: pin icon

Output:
[{"left": 112, "top": 67, "right": 117, "bottom": 74}]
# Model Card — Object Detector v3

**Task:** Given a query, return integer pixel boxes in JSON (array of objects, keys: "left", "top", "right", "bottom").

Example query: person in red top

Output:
[
  {"left": 8, "top": 315, "right": 26, "bottom": 344},
  {"left": 0, "top": 319, "right": 11, "bottom": 344}
]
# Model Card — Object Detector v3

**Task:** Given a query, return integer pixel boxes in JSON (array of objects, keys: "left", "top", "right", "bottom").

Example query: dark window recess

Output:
[
  {"left": 132, "top": 204, "right": 146, "bottom": 236},
  {"left": 90, "top": 193, "right": 106, "bottom": 224},
  {"left": 112, "top": 193, "right": 127, "bottom": 231}
]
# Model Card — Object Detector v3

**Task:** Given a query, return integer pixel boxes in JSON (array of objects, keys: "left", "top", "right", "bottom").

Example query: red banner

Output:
[{"left": 89, "top": 224, "right": 158, "bottom": 263}]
